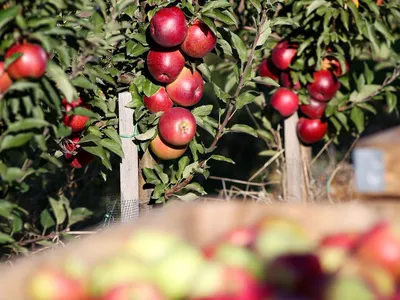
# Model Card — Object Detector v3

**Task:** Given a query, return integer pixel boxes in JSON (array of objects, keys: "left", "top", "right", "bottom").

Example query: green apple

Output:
[
  {"left": 254, "top": 217, "right": 313, "bottom": 262},
  {"left": 124, "top": 229, "right": 184, "bottom": 263},
  {"left": 88, "top": 256, "right": 151, "bottom": 297},
  {"left": 325, "top": 276, "right": 375, "bottom": 300},
  {"left": 28, "top": 267, "right": 87, "bottom": 300},
  {"left": 210, "top": 243, "right": 264, "bottom": 280},
  {"left": 153, "top": 243, "right": 205, "bottom": 299},
  {"left": 187, "top": 261, "right": 226, "bottom": 298}
]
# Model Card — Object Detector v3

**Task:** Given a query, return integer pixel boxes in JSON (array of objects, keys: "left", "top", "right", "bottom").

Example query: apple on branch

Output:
[
  {"left": 5, "top": 42, "right": 48, "bottom": 80},
  {"left": 149, "top": 7, "right": 188, "bottom": 48}
]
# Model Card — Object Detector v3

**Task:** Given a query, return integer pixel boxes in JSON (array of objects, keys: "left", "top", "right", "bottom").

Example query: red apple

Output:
[
  {"left": 270, "top": 88, "right": 299, "bottom": 117},
  {"left": 101, "top": 283, "right": 166, "bottom": 300},
  {"left": 220, "top": 226, "right": 259, "bottom": 249},
  {"left": 28, "top": 267, "right": 88, "bottom": 300},
  {"left": 5, "top": 42, "right": 48, "bottom": 80},
  {"left": 299, "top": 98, "right": 327, "bottom": 119},
  {"left": 306, "top": 70, "right": 340, "bottom": 101},
  {"left": 321, "top": 56, "right": 350, "bottom": 77},
  {"left": 63, "top": 135, "right": 94, "bottom": 168},
  {"left": 150, "top": 134, "right": 187, "bottom": 160},
  {"left": 265, "top": 254, "right": 326, "bottom": 299},
  {"left": 62, "top": 98, "right": 91, "bottom": 133},
  {"left": 356, "top": 222, "right": 400, "bottom": 279},
  {"left": 166, "top": 67, "right": 204, "bottom": 107},
  {"left": 271, "top": 40, "right": 297, "bottom": 70},
  {"left": 147, "top": 47, "right": 185, "bottom": 83},
  {"left": 144, "top": 87, "right": 173, "bottom": 113},
  {"left": 158, "top": 107, "right": 197, "bottom": 146},
  {"left": 191, "top": 265, "right": 266, "bottom": 300},
  {"left": 150, "top": 7, "right": 188, "bottom": 47},
  {"left": 257, "top": 58, "right": 280, "bottom": 85},
  {"left": 296, "top": 117, "right": 328, "bottom": 144},
  {"left": 0, "top": 62, "right": 12, "bottom": 93},
  {"left": 180, "top": 20, "right": 216, "bottom": 58},
  {"left": 376, "top": 0, "right": 384, "bottom": 6},
  {"left": 280, "top": 71, "right": 301, "bottom": 90}
]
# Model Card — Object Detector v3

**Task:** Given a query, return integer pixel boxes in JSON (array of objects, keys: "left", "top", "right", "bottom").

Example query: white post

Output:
[
  {"left": 118, "top": 92, "right": 140, "bottom": 222},
  {"left": 284, "top": 112, "right": 303, "bottom": 202}
]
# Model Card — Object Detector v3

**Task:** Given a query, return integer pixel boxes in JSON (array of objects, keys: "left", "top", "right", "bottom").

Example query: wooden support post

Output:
[
  {"left": 118, "top": 92, "right": 140, "bottom": 222},
  {"left": 284, "top": 113, "right": 303, "bottom": 203}
]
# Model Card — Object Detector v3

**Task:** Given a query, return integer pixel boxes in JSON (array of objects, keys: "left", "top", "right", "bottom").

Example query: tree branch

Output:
[{"left": 165, "top": 9, "right": 269, "bottom": 199}]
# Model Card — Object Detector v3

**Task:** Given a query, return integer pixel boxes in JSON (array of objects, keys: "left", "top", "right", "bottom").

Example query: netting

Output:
[{"left": 100, "top": 193, "right": 140, "bottom": 228}]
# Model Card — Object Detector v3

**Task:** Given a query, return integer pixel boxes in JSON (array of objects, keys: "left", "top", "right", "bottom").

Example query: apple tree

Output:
[{"left": 0, "top": 0, "right": 135, "bottom": 257}]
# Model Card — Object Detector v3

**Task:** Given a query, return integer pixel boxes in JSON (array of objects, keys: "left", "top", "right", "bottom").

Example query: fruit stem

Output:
[{"left": 165, "top": 9, "right": 269, "bottom": 199}]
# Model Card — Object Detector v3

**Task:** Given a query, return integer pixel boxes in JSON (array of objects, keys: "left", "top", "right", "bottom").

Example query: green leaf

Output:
[
  {"left": 230, "top": 32, "right": 247, "bottom": 64},
  {"left": 197, "top": 63, "right": 211, "bottom": 82},
  {"left": 0, "top": 232, "right": 14, "bottom": 244},
  {"left": 339, "top": 10, "right": 349, "bottom": 31},
  {"left": 385, "top": 91, "right": 397, "bottom": 113},
  {"left": 249, "top": 0, "right": 261, "bottom": 14},
  {"left": 103, "top": 128, "right": 122, "bottom": 145},
  {"left": 192, "top": 105, "right": 214, "bottom": 117},
  {"left": 229, "top": 124, "right": 258, "bottom": 137},
  {"left": 46, "top": 61, "right": 77, "bottom": 103},
  {"left": 153, "top": 164, "right": 169, "bottom": 184},
  {"left": 201, "top": 0, "right": 231, "bottom": 13},
  {"left": 183, "top": 162, "right": 199, "bottom": 179},
  {"left": 143, "top": 168, "right": 161, "bottom": 185},
  {"left": 11, "top": 214, "right": 23, "bottom": 234},
  {"left": 349, "top": 85, "right": 381, "bottom": 103},
  {"left": 175, "top": 192, "right": 200, "bottom": 202},
  {"left": 256, "top": 21, "right": 271, "bottom": 47},
  {"left": 0, "top": 5, "right": 19, "bottom": 30},
  {"left": 69, "top": 208, "right": 93, "bottom": 226},
  {"left": 177, "top": 156, "right": 190, "bottom": 179},
  {"left": 143, "top": 79, "right": 161, "bottom": 97},
  {"left": 40, "top": 209, "right": 56, "bottom": 231},
  {"left": 307, "top": 0, "right": 329, "bottom": 16},
  {"left": 135, "top": 127, "right": 156, "bottom": 141},
  {"left": 351, "top": 106, "right": 365, "bottom": 133},
  {"left": 0, "top": 133, "right": 34, "bottom": 151},
  {"left": 126, "top": 40, "right": 149, "bottom": 57},
  {"left": 236, "top": 91, "right": 258, "bottom": 109},
  {"left": 7, "top": 119, "right": 49, "bottom": 133},
  {"left": 258, "top": 150, "right": 278, "bottom": 156},
  {"left": 72, "top": 76, "right": 97, "bottom": 90},
  {"left": 82, "top": 146, "right": 112, "bottom": 170},
  {"left": 209, "top": 155, "right": 235, "bottom": 164},
  {"left": 252, "top": 76, "right": 279, "bottom": 87},
  {"left": 374, "top": 20, "right": 395, "bottom": 42},
  {"left": 98, "top": 138, "right": 124, "bottom": 158},
  {"left": 184, "top": 183, "right": 206, "bottom": 195},
  {"left": 49, "top": 198, "right": 66, "bottom": 225}
]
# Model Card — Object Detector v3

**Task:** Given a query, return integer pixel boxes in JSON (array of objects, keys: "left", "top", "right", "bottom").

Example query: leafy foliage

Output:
[{"left": 0, "top": 0, "right": 399, "bottom": 258}]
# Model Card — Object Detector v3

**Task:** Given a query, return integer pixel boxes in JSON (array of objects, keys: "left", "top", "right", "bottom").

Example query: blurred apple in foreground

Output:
[{"left": 254, "top": 217, "right": 314, "bottom": 262}]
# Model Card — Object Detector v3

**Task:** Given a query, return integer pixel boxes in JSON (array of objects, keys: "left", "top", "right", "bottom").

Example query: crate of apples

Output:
[{"left": 0, "top": 202, "right": 399, "bottom": 300}]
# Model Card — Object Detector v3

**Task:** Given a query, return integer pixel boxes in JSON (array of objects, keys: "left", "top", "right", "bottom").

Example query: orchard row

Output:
[{"left": 258, "top": 40, "right": 348, "bottom": 145}]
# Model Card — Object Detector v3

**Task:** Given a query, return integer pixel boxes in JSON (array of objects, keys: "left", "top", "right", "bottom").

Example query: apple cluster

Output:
[
  {"left": 61, "top": 98, "right": 94, "bottom": 169},
  {"left": 0, "top": 41, "right": 94, "bottom": 169},
  {"left": 259, "top": 40, "right": 349, "bottom": 144},
  {"left": 144, "top": 6, "right": 216, "bottom": 160},
  {"left": 27, "top": 217, "right": 400, "bottom": 299}
]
